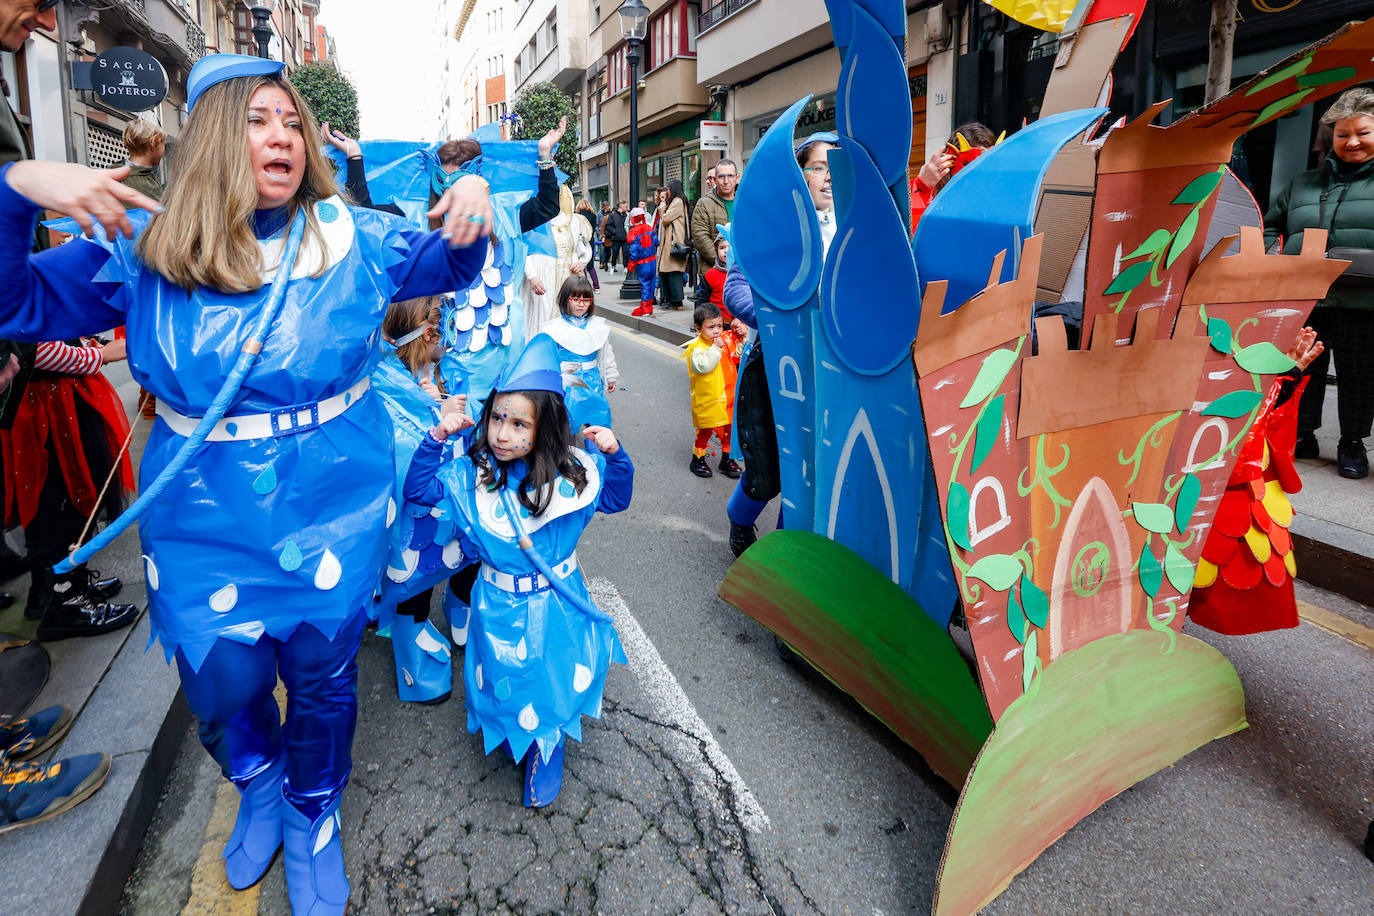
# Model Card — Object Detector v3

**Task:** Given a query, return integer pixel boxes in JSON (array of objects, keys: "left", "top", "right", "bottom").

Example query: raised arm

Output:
[{"left": 0, "top": 163, "right": 139, "bottom": 341}]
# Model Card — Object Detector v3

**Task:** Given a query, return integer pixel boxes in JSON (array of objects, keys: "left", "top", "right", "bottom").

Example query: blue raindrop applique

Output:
[
  {"left": 317, "top": 201, "right": 339, "bottom": 223},
  {"left": 279, "top": 538, "right": 304, "bottom": 572},
  {"left": 225, "top": 422, "right": 238, "bottom": 438},
  {"left": 558, "top": 478, "right": 576, "bottom": 499},
  {"left": 251, "top": 465, "right": 278, "bottom": 496}
]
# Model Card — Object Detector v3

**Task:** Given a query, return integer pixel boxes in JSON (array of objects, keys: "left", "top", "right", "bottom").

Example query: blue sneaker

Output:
[
  {"left": 0, "top": 705, "right": 74, "bottom": 761},
  {"left": 282, "top": 800, "right": 349, "bottom": 916},
  {"left": 0, "top": 752, "right": 110, "bottom": 835},
  {"left": 391, "top": 616, "right": 453, "bottom": 704},
  {"left": 223, "top": 756, "right": 284, "bottom": 890},
  {"left": 523, "top": 739, "right": 565, "bottom": 808}
]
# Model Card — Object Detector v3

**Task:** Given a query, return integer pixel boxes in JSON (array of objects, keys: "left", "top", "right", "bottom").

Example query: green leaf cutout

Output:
[
  {"left": 1246, "top": 54, "right": 1312, "bottom": 95},
  {"left": 947, "top": 481, "right": 972, "bottom": 551},
  {"left": 966, "top": 554, "right": 1024, "bottom": 592},
  {"left": 1172, "top": 171, "right": 1223, "bottom": 206},
  {"left": 1166, "top": 208, "right": 1201, "bottom": 268},
  {"left": 1006, "top": 588, "right": 1027, "bottom": 644},
  {"left": 1296, "top": 67, "right": 1356, "bottom": 89},
  {"left": 1020, "top": 574, "right": 1049, "bottom": 629},
  {"left": 1207, "top": 317, "right": 1233, "bottom": 354},
  {"left": 959, "top": 347, "right": 1018, "bottom": 409},
  {"left": 1251, "top": 89, "right": 1315, "bottom": 128},
  {"left": 1132, "top": 502, "right": 1174, "bottom": 534},
  {"left": 1123, "top": 228, "right": 1172, "bottom": 260},
  {"left": 1164, "top": 542, "right": 1195, "bottom": 594},
  {"left": 1022, "top": 630, "right": 1038, "bottom": 693},
  {"left": 1103, "top": 260, "right": 1153, "bottom": 296},
  {"left": 1234, "top": 341, "right": 1296, "bottom": 374},
  {"left": 1175, "top": 473, "right": 1201, "bottom": 532},
  {"left": 1202, "top": 389, "right": 1263, "bottom": 418},
  {"left": 970, "top": 394, "right": 1005, "bottom": 473},
  {"left": 1139, "top": 544, "right": 1163, "bottom": 598}
]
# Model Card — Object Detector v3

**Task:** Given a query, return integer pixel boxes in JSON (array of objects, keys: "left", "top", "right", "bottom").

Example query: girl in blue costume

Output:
[
  {"left": 373, "top": 296, "right": 476, "bottom": 704},
  {"left": 404, "top": 334, "right": 633, "bottom": 807},
  {"left": 541, "top": 274, "right": 619, "bottom": 433},
  {"left": 0, "top": 55, "right": 493, "bottom": 915}
]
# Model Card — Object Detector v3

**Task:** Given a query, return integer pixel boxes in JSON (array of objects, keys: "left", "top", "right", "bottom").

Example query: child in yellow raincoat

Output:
[{"left": 685, "top": 302, "right": 741, "bottom": 479}]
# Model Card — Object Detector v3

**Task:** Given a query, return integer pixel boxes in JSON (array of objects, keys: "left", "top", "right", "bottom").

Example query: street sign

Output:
[
  {"left": 700, "top": 120, "right": 729, "bottom": 151},
  {"left": 86, "top": 48, "right": 168, "bottom": 113}
]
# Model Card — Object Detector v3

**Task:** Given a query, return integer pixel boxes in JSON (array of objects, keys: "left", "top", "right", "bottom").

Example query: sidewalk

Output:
[
  {"left": 0, "top": 371, "right": 190, "bottom": 916},
  {"left": 593, "top": 275, "right": 1371, "bottom": 609}
]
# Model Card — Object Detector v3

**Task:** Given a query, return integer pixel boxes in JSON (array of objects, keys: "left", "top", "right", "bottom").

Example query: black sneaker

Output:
[
  {"left": 0, "top": 753, "right": 110, "bottom": 835},
  {"left": 1337, "top": 438, "right": 1368, "bottom": 479},
  {"left": 0, "top": 705, "right": 74, "bottom": 761},
  {"left": 718, "top": 457, "right": 742, "bottom": 479},
  {"left": 1293, "top": 432, "right": 1319, "bottom": 460},
  {"left": 36, "top": 592, "right": 138, "bottom": 642},
  {"left": 729, "top": 522, "right": 757, "bottom": 558},
  {"left": 689, "top": 455, "right": 713, "bottom": 478}
]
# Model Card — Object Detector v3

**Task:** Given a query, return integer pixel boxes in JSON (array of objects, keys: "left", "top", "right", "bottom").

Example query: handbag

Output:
[
  {"left": 670, "top": 241, "right": 692, "bottom": 259},
  {"left": 1327, "top": 247, "right": 1374, "bottom": 286}
]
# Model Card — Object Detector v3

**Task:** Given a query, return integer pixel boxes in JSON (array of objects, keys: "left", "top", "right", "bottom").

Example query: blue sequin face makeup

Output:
[{"left": 488, "top": 394, "right": 537, "bottom": 462}]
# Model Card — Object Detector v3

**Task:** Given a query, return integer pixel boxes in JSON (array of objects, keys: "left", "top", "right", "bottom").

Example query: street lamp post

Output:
[
  {"left": 618, "top": 0, "right": 649, "bottom": 302},
  {"left": 250, "top": 2, "right": 277, "bottom": 60}
]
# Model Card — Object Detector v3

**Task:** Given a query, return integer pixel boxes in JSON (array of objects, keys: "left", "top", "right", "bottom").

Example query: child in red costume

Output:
[
  {"left": 626, "top": 208, "right": 658, "bottom": 317},
  {"left": 1189, "top": 327, "right": 1323, "bottom": 635},
  {"left": 910, "top": 122, "right": 998, "bottom": 231}
]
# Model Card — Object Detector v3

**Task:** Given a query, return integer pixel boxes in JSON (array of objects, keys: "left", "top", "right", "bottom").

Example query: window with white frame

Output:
[{"left": 546, "top": 12, "right": 557, "bottom": 50}]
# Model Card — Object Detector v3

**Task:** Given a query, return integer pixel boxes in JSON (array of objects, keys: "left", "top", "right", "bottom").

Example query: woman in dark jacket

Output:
[
  {"left": 1265, "top": 88, "right": 1374, "bottom": 479},
  {"left": 656, "top": 180, "right": 691, "bottom": 310}
]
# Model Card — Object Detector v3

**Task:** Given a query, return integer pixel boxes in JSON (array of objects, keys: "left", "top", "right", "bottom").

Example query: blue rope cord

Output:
[
  {"left": 498, "top": 486, "right": 614, "bottom": 623},
  {"left": 55, "top": 209, "right": 308, "bottom": 574}
]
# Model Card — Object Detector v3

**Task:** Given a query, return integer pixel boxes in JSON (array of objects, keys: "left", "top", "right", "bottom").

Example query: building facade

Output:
[{"left": 437, "top": 0, "right": 513, "bottom": 141}]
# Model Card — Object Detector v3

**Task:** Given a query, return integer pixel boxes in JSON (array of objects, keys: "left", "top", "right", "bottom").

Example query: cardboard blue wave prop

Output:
[
  {"left": 912, "top": 108, "right": 1107, "bottom": 312},
  {"left": 836, "top": 3, "right": 912, "bottom": 187}
]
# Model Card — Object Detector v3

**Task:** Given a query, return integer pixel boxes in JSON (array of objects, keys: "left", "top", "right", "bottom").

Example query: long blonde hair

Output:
[{"left": 138, "top": 75, "right": 339, "bottom": 293}]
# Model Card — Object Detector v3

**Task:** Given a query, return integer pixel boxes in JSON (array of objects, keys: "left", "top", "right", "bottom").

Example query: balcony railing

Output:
[{"left": 698, "top": 0, "right": 759, "bottom": 34}]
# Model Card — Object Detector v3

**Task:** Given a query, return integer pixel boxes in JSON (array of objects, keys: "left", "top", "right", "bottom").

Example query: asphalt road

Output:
[{"left": 122, "top": 324, "right": 1374, "bottom": 914}]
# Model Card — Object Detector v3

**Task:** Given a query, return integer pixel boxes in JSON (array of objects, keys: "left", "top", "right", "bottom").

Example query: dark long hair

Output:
[
  {"left": 666, "top": 179, "right": 691, "bottom": 221},
  {"left": 468, "top": 390, "right": 589, "bottom": 516},
  {"left": 557, "top": 274, "right": 597, "bottom": 318}
]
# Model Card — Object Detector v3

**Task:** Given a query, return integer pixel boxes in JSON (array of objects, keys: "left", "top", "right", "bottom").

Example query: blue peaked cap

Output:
[
  {"left": 187, "top": 54, "right": 285, "bottom": 112},
  {"left": 496, "top": 334, "right": 564, "bottom": 396}
]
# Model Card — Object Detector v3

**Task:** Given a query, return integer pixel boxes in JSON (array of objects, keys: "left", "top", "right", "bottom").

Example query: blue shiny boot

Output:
[
  {"left": 223, "top": 756, "right": 285, "bottom": 890},
  {"left": 523, "top": 738, "right": 566, "bottom": 808},
  {"left": 442, "top": 585, "right": 470, "bottom": 648},
  {"left": 390, "top": 615, "right": 452, "bottom": 704},
  {"left": 282, "top": 798, "right": 349, "bottom": 916}
]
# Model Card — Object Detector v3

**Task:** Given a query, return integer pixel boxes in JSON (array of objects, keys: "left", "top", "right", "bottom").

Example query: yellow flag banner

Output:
[{"left": 981, "top": 0, "right": 1080, "bottom": 33}]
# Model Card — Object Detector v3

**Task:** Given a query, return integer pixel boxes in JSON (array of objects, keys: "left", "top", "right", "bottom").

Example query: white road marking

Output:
[{"left": 588, "top": 576, "right": 772, "bottom": 833}]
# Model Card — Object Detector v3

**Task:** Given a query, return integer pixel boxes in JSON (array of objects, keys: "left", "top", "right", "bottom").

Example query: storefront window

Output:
[{"left": 682, "top": 149, "right": 702, "bottom": 203}]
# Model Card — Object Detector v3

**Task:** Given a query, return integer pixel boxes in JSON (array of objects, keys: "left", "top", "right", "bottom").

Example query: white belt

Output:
[
  {"left": 481, "top": 553, "right": 578, "bottom": 595},
  {"left": 156, "top": 377, "right": 370, "bottom": 442},
  {"left": 560, "top": 360, "right": 598, "bottom": 373}
]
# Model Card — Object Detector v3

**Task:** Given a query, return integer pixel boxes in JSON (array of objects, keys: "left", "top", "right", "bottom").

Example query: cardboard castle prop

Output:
[{"left": 720, "top": 1, "right": 1373, "bottom": 912}]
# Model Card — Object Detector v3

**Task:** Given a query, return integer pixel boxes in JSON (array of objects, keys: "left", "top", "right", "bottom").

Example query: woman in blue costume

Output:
[
  {"left": 541, "top": 273, "right": 619, "bottom": 433},
  {"left": 404, "top": 334, "right": 633, "bottom": 807},
  {"left": 0, "top": 55, "right": 493, "bottom": 914}
]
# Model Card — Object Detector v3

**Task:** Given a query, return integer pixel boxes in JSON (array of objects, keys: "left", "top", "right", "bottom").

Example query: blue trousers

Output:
[{"left": 175, "top": 612, "right": 366, "bottom": 820}]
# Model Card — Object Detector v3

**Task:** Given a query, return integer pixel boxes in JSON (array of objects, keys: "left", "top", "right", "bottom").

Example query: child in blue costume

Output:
[
  {"left": 541, "top": 274, "right": 619, "bottom": 434},
  {"left": 404, "top": 334, "right": 633, "bottom": 807},
  {"left": 372, "top": 295, "right": 477, "bottom": 705},
  {"left": 0, "top": 55, "right": 493, "bottom": 915}
]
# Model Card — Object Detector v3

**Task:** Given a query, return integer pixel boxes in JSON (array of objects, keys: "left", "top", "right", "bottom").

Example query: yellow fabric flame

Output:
[{"left": 981, "top": 0, "right": 1079, "bottom": 33}]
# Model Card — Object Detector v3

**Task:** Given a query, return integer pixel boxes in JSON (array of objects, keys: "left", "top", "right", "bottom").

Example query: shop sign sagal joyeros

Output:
[{"left": 91, "top": 48, "right": 168, "bottom": 113}]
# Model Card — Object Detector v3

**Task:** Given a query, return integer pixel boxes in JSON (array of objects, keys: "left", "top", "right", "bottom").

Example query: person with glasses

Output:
[
  {"left": 691, "top": 157, "right": 738, "bottom": 271},
  {"left": 723, "top": 132, "right": 838, "bottom": 557},
  {"left": 542, "top": 273, "right": 619, "bottom": 434}
]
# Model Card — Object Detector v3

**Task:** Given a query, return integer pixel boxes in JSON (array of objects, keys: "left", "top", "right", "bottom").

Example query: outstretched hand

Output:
[
  {"left": 6, "top": 161, "right": 162, "bottom": 239},
  {"left": 430, "top": 411, "right": 475, "bottom": 442},
  {"left": 1286, "top": 326, "right": 1325, "bottom": 372},
  {"left": 320, "top": 122, "right": 361, "bottom": 158},
  {"left": 538, "top": 117, "right": 568, "bottom": 160},
  {"left": 426, "top": 174, "right": 494, "bottom": 248},
  {"left": 581, "top": 424, "right": 620, "bottom": 455}
]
